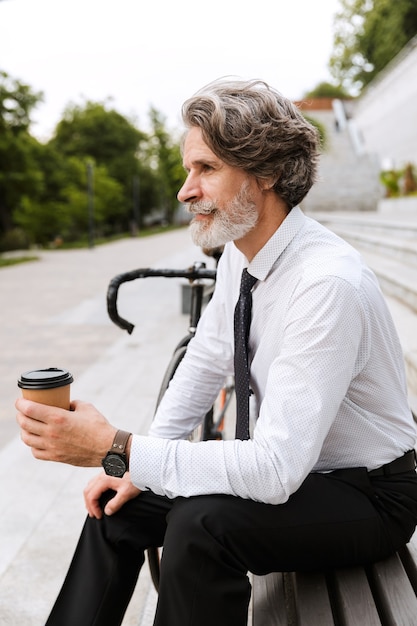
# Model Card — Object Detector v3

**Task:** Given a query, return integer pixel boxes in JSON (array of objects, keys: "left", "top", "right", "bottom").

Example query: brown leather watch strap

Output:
[{"left": 110, "top": 429, "right": 132, "bottom": 455}]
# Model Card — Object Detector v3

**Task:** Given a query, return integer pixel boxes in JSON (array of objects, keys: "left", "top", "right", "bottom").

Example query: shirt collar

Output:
[{"left": 247, "top": 206, "right": 306, "bottom": 281}]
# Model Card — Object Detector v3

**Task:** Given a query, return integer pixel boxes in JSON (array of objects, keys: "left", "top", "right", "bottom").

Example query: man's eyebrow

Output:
[{"left": 183, "top": 157, "right": 219, "bottom": 171}]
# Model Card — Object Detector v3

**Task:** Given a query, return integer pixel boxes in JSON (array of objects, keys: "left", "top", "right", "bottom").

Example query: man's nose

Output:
[{"left": 177, "top": 174, "right": 201, "bottom": 203}]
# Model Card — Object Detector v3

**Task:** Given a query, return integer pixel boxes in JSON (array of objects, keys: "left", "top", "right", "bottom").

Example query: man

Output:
[{"left": 16, "top": 79, "right": 417, "bottom": 626}]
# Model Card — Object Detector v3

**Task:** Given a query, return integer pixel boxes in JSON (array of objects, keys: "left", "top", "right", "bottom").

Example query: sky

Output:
[{"left": 0, "top": 0, "right": 341, "bottom": 140}]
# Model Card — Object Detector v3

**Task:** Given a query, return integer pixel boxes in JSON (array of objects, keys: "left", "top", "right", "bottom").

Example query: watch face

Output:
[{"left": 102, "top": 453, "right": 127, "bottom": 477}]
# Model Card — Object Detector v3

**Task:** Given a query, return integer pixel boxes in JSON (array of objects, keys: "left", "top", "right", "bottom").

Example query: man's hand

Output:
[
  {"left": 16, "top": 398, "right": 116, "bottom": 466},
  {"left": 84, "top": 471, "right": 141, "bottom": 518}
]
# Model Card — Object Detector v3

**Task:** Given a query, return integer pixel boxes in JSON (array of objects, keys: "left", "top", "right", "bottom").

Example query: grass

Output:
[
  {"left": 0, "top": 255, "right": 39, "bottom": 268},
  {"left": 52, "top": 223, "right": 185, "bottom": 250}
]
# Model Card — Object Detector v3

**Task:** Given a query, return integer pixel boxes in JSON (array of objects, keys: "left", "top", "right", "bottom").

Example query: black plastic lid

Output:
[{"left": 18, "top": 368, "right": 73, "bottom": 390}]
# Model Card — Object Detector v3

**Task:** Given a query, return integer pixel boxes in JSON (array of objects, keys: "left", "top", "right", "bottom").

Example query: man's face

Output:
[{"left": 178, "top": 127, "right": 259, "bottom": 249}]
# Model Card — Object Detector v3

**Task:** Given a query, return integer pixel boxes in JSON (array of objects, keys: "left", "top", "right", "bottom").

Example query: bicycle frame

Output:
[
  {"left": 106, "top": 260, "right": 234, "bottom": 592},
  {"left": 106, "top": 260, "right": 231, "bottom": 444}
]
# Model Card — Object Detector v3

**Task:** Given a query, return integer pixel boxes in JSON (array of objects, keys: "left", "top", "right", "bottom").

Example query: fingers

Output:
[
  {"left": 16, "top": 400, "right": 53, "bottom": 457},
  {"left": 16, "top": 399, "right": 66, "bottom": 461},
  {"left": 16, "top": 397, "right": 116, "bottom": 467},
  {"left": 84, "top": 472, "right": 117, "bottom": 518},
  {"left": 103, "top": 489, "right": 130, "bottom": 517},
  {"left": 16, "top": 398, "right": 67, "bottom": 436},
  {"left": 83, "top": 472, "right": 141, "bottom": 518},
  {"left": 70, "top": 399, "right": 89, "bottom": 411}
]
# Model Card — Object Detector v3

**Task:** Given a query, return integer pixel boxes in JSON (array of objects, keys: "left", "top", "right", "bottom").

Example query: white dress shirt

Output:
[{"left": 130, "top": 207, "right": 416, "bottom": 504}]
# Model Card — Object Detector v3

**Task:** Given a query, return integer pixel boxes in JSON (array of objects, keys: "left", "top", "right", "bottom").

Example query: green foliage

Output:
[
  {"left": 304, "top": 116, "right": 328, "bottom": 152},
  {"left": 0, "top": 70, "right": 43, "bottom": 132},
  {"left": 0, "top": 70, "right": 186, "bottom": 247},
  {"left": 145, "top": 108, "right": 185, "bottom": 224},
  {"left": 379, "top": 163, "right": 417, "bottom": 197},
  {"left": 379, "top": 169, "right": 402, "bottom": 197},
  {"left": 51, "top": 101, "right": 144, "bottom": 180},
  {"left": 0, "top": 255, "right": 39, "bottom": 268},
  {"left": 50, "top": 100, "right": 170, "bottom": 231},
  {"left": 304, "top": 82, "right": 350, "bottom": 99},
  {"left": 51, "top": 102, "right": 144, "bottom": 214},
  {"left": 13, "top": 151, "right": 126, "bottom": 245},
  {"left": 0, "top": 227, "right": 30, "bottom": 252},
  {"left": 329, "top": 0, "right": 417, "bottom": 93},
  {"left": 0, "top": 71, "right": 44, "bottom": 236}
]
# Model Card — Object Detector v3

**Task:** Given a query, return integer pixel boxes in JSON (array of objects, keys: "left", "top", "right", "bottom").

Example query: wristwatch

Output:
[{"left": 101, "top": 429, "right": 132, "bottom": 477}]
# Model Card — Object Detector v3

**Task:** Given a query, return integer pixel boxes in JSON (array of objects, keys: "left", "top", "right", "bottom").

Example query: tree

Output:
[
  {"left": 304, "top": 82, "right": 350, "bottom": 100},
  {"left": 50, "top": 101, "right": 150, "bottom": 230},
  {"left": 0, "top": 70, "right": 42, "bottom": 132},
  {"left": 145, "top": 108, "right": 185, "bottom": 224},
  {"left": 329, "top": 0, "right": 417, "bottom": 93},
  {"left": 0, "top": 71, "right": 44, "bottom": 237},
  {"left": 0, "top": 73, "right": 185, "bottom": 247},
  {"left": 13, "top": 145, "right": 126, "bottom": 245},
  {"left": 358, "top": 0, "right": 417, "bottom": 85}
]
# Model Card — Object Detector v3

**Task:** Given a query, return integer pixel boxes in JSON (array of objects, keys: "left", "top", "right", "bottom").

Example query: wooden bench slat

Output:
[
  {"left": 332, "top": 566, "right": 381, "bottom": 625},
  {"left": 252, "top": 571, "right": 335, "bottom": 626},
  {"left": 252, "top": 572, "right": 288, "bottom": 626},
  {"left": 294, "top": 571, "right": 335, "bottom": 626},
  {"left": 252, "top": 530, "right": 417, "bottom": 625},
  {"left": 368, "top": 552, "right": 417, "bottom": 626},
  {"left": 399, "top": 530, "right": 417, "bottom": 594}
]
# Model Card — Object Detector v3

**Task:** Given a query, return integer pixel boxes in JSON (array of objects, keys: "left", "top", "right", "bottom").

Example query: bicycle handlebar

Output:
[{"left": 107, "top": 264, "right": 217, "bottom": 334}]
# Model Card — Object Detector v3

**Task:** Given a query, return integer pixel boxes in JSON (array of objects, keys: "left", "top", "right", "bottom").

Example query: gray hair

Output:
[{"left": 181, "top": 78, "right": 320, "bottom": 209}]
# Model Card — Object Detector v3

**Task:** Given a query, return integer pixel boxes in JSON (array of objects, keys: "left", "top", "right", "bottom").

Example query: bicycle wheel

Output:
[
  {"left": 155, "top": 345, "right": 187, "bottom": 409},
  {"left": 147, "top": 345, "right": 188, "bottom": 592},
  {"left": 202, "top": 376, "right": 235, "bottom": 440}
]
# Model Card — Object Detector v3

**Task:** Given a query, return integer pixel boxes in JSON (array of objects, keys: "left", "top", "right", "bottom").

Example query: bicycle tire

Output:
[
  {"left": 155, "top": 345, "right": 187, "bottom": 410},
  {"left": 147, "top": 345, "right": 188, "bottom": 592}
]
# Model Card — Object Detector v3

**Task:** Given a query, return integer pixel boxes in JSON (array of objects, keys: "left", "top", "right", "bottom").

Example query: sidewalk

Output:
[{"left": 0, "top": 229, "right": 214, "bottom": 625}]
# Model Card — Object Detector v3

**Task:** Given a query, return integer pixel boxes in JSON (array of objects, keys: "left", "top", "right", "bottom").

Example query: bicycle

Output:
[{"left": 106, "top": 260, "right": 235, "bottom": 590}]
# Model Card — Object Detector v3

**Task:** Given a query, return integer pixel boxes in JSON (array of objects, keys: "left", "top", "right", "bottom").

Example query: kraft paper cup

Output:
[{"left": 18, "top": 367, "right": 73, "bottom": 409}]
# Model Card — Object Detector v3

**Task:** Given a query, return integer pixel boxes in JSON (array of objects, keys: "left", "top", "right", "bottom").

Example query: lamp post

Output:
[
  {"left": 86, "top": 161, "right": 95, "bottom": 248},
  {"left": 132, "top": 174, "right": 140, "bottom": 235}
]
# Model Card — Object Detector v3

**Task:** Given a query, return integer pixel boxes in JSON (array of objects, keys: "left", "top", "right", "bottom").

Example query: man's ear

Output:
[{"left": 259, "top": 177, "right": 276, "bottom": 192}]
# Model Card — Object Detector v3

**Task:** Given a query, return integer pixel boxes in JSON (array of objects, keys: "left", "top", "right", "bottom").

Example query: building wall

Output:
[{"left": 352, "top": 37, "right": 417, "bottom": 170}]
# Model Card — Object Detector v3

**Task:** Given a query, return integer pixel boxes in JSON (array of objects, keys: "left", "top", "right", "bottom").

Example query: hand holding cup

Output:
[{"left": 16, "top": 368, "right": 116, "bottom": 466}]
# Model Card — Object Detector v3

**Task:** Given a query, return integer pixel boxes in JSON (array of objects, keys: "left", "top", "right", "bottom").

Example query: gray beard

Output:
[{"left": 187, "top": 184, "right": 258, "bottom": 249}]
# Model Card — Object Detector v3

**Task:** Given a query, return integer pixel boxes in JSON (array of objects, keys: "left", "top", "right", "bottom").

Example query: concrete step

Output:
[
  {"left": 311, "top": 211, "right": 417, "bottom": 397},
  {"left": 310, "top": 218, "right": 417, "bottom": 315},
  {"left": 330, "top": 226, "right": 417, "bottom": 266},
  {"left": 354, "top": 249, "right": 417, "bottom": 395},
  {"left": 362, "top": 250, "right": 417, "bottom": 312},
  {"left": 384, "top": 295, "right": 417, "bottom": 400},
  {"left": 313, "top": 212, "right": 417, "bottom": 239},
  {"left": 301, "top": 110, "right": 383, "bottom": 212}
]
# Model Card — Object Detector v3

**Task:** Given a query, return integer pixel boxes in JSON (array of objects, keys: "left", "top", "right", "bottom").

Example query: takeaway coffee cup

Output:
[{"left": 18, "top": 367, "right": 73, "bottom": 409}]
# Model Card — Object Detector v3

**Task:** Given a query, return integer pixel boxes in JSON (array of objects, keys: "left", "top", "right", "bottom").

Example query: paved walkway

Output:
[{"left": 0, "top": 229, "right": 214, "bottom": 625}]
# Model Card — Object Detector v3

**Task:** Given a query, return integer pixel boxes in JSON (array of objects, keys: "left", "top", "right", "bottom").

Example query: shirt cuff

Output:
[{"left": 129, "top": 434, "right": 167, "bottom": 495}]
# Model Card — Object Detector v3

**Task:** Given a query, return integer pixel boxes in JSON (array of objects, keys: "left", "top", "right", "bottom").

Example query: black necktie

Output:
[{"left": 234, "top": 268, "right": 258, "bottom": 440}]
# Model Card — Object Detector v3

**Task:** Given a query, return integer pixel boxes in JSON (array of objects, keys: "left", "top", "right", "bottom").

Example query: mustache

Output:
[{"left": 186, "top": 201, "right": 217, "bottom": 216}]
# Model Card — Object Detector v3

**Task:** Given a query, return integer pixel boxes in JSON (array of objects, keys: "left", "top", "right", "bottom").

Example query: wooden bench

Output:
[
  {"left": 253, "top": 409, "right": 417, "bottom": 626},
  {"left": 252, "top": 529, "right": 417, "bottom": 625}
]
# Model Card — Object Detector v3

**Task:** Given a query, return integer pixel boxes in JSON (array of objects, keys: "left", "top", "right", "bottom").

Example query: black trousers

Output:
[{"left": 46, "top": 468, "right": 417, "bottom": 626}]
